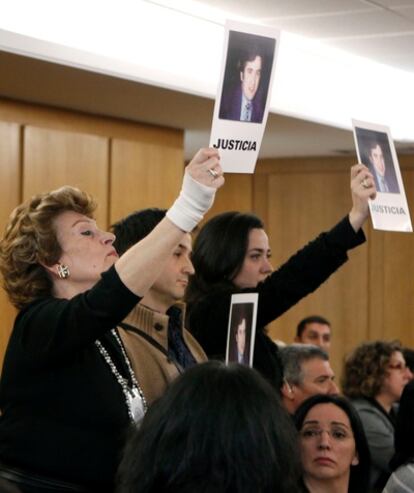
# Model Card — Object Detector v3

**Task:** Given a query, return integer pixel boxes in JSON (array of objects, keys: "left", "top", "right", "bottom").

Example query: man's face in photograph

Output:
[
  {"left": 235, "top": 318, "right": 247, "bottom": 355},
  {"left": 369, "top": 144, "right": 386, "bottom": 177},
  {"left": 240, "top": 55, "right": 262, "bottom": 101}
]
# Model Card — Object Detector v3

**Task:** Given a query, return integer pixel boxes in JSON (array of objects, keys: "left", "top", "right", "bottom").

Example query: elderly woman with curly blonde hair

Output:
[
  {"left": 0, "top": 148, "right": 223, "bottom": 493},
  {"left": 342, "top": 340, "right": 411, "bottom": 492}
]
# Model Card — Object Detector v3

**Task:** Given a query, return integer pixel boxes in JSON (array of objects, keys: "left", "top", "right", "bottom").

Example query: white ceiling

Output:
[
  {"left": 157, "top": 0, "right": 414, "bottom": 72},
  {"left": 168, "top": 0, "right": 414, "bottom": 158},
  {"left": 1, "top": 0, "right": 414, "bottom": 159}
]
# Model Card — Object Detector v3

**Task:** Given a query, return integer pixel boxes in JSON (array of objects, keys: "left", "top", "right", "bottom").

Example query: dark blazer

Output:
[
  {"left": 219, "top": 84, "right": 265, "bottom": 123},
  {"left": 368, "top": 163, "right": 400, "bottom": 194}
]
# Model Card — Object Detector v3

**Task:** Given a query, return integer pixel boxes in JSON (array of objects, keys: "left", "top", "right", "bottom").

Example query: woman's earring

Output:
[{"left": 57, "top": 264, "right": 70, "bottom": 279}]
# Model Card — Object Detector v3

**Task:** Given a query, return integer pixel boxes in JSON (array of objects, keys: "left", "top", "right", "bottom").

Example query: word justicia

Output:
[
  {"left": 213, "top": 139, "right": 257, "bottom": 151},
  {"left": 372, "top": 204, "right": 406, "bottom": 215}
]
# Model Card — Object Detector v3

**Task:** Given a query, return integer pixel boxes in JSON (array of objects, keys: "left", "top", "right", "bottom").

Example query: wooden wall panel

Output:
[
  {"left": 254, "top": 159, "right": 370, "bottom": 378},
  {"left": 23, "top": 126, "right": 109, "bottom": 227},
  {"left": 0, "top": 98, "right": 180, "bottom": 148},
  {"left": 205, "top": 173, "right": 252, "bottom": 221},
  {"left": 110, "top": 137, "right": 184, "bottom": 224},
  {"left": 0, "top": 122, "right": 21, "bottom": 369},
  {"left": 368, "top": 160, "right": 414, "bottom": 346}
]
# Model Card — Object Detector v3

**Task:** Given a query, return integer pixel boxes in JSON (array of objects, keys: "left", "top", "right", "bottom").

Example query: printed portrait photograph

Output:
[
  {"left": 355, "top": 127, "right": 400, "bottom": 194},
  {"left": 227, "top": 302, "right": 254, "bottom": 366},
  {"left": 219, "top": 30, "right": 276, "bottom": 124}
]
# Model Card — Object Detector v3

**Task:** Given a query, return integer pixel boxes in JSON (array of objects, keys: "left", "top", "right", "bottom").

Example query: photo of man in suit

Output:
[
  {"left": 220, "top": 48, "right": 264, "bottom": 123},
  {"left": 235, "top": 317, "right": 247, "bottom": 364},
  {"left": 354, "top": 127, "right": 400, "bottom": 194},
  {"left": 367, "top": 140, "right": 400, "bottom": 194},
  {"left": 227, "top": 303, "right": 253, "bottom": 365},
  {"left": 219, "top": 31, "right": 275, "bottom": 124}
]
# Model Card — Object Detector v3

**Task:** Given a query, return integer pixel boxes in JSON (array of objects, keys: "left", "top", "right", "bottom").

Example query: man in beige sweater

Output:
[{"left": 112, "top": 208, "right": 207, "bottom": 406}]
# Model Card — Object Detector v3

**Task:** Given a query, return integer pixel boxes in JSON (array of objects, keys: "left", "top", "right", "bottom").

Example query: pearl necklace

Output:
[{"left": 95, "top": 329, "right": 147, "bottom": 423}]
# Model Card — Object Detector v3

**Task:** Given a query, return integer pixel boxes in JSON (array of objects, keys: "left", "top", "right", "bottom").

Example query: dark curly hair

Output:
[
  {"left": 0, "top": 186, "right": 95, "bottom": 308},
  {"left": 341, "top": 340, "right": 402, "bottom": 399}
]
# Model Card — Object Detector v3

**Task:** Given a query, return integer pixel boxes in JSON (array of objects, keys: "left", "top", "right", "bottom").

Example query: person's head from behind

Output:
[
  {"left": 186, "top": 211, "right": 272, "bottom": 301},
  {"left": 294, "top": 394, "right": 370, "bottom": 493},
  {"left": 117, "top": 361, "right": 301, "bottom": 493},
  {"left": 368, "top": 141, "right": 386, "bottom": 177},
  {"left": 112, "top": 208, "right": 194, "bottom": 313},
  {"left": 0, "top": 186, "right": 118, "bottom": 308},
  {"left": 295, "top": 315, "right": 332, "bottom": 352},
  {"left": 239, "top": 47, "right": 263, "bottom": 102},
  {"left": 342, "top": 340, "right": 410, "bottom": 410},
  {"left": 390, "top": 380, "right": 414, "bottom": 471},
  {"left": 280, "top": 344, "right": 338, "bottom": 414}
]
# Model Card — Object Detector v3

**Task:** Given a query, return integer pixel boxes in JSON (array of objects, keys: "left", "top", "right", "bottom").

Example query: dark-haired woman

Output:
[
  {"left": 383, "top": 380, "right": 414, "bottom": 492},
  {"left": 186, "top": 164, "right": 375, "bottom": 392},
  {"left": 294, "top": 394, "right": 371, "bottom": 493},
  {"left": 117, "top": 361, "right": 301, "bottom": 493}
]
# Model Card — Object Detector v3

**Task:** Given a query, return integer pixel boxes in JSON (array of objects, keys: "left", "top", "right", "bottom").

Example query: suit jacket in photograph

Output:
[
  {"left": 368, "top": 164, "right": 400, "bottom": 194},
  {"left": 219, "top": 84, "right": 265, "bottom": 123}
]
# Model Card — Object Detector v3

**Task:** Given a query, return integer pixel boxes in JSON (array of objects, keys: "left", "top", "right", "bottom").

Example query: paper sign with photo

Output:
[
  {"left": 210, "top": 21, "right": 279, "bottom": 173},
  {"left": 352, "top": 120, "right": 412, "bottom": 232},
  {"left": 225, "top": 293, "right": 258, "bottom": 367}
]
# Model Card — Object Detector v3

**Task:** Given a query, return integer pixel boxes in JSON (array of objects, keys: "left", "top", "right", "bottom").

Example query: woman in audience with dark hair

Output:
[
  {"left": 294, "top": 394, "right": 370, "bottom": 493},
  {"left": 342, "top": 341, "right": 411, "bottom": 492},
  {"left": 117, "top": 361, "right": 301, "bottom": 493},
  {"left": 383, "top": 380, "right": 414, "bottom": 492},
  {"left": 185, "top": 164, "right": 375, "bottom": 392}
]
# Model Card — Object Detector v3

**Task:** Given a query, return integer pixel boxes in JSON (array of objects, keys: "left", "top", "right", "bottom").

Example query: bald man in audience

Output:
[
  {"left": 294, "top": 315, "right": 332, "bottom": 353},
  {"left": 280, "top": 344, "right": 338, "bottom": 414}
]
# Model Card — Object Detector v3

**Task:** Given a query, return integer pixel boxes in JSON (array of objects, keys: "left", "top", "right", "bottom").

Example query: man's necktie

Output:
[{"left": 241, "top": 101, "right": 252, "bottom": 121}]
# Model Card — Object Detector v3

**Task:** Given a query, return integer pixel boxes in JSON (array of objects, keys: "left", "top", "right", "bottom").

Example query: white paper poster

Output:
[
  {"left": 210, "top": 21, "right": 280, "bottom": 173},
  {"left": 225, "top": 293, "right": 258, "bottom": 367},
  {"left": 353, "top": 120, "right": 412, "bottom": 233}
]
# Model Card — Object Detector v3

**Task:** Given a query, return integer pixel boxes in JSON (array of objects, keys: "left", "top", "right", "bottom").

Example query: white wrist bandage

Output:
[{"left": 166, "top": 171, "right": 216, "bottom": 232}]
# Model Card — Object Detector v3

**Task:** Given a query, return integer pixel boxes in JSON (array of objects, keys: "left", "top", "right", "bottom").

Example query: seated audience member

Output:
[
  {"left": 111, "top": 208, "right": 207, "bottom": 406},
  {"left": 280, "top": 344, "right": 338, "bottom": 415},
  {"left": 383, "top": 381, "right": 414, "bottom": 492},
  {"left": 117, "top": 361, "right": 301, "bottom": 493},
  {"left": 402, "top": 347, "right": 414, "bottom": 380},
  {"left": 295, "top": 315, "right": 332, "bottom": 353},
  {"left": 0, "top": 148, "right": 223, "bottom": 492},
  {"left": 186, "top": 164, "right": 375, "bottom": 393},
  {"left": 342, "top": 341, "right": 411, "bottom": 492},
  {"left": 294, "top": 394, "right": 371, "bottom": 493}
]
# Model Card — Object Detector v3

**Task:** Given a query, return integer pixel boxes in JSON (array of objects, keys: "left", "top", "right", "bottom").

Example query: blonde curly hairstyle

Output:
[
  {"left": 341, "top": 340, "right": 402, "bottom": 399},
  {"left": 0, "top": 186, "right": 96, "bottom": 309}
]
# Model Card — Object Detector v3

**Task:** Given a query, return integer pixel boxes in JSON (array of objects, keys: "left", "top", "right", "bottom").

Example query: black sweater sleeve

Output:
[
  {"left": 13, "top": 265, "right": 140, "bottom": 363},
  {"left": 255, "top": 215, "right": 365, "bottom": 327},
  {"left": 188, "top": 216, "right": 365, "bottom": 358}
]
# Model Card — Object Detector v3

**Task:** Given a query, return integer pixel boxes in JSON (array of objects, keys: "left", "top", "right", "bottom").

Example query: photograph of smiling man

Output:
[
  {"left": 219, "top": 30, "right": 275, "bottom": 124},
  {"left": 354, "top": 127, "right": 400, "bottom": 194}
]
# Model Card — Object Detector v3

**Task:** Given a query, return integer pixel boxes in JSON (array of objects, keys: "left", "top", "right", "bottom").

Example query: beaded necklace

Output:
[{"left": 95, "top": 329, "right": 147, "bottom": 423}]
